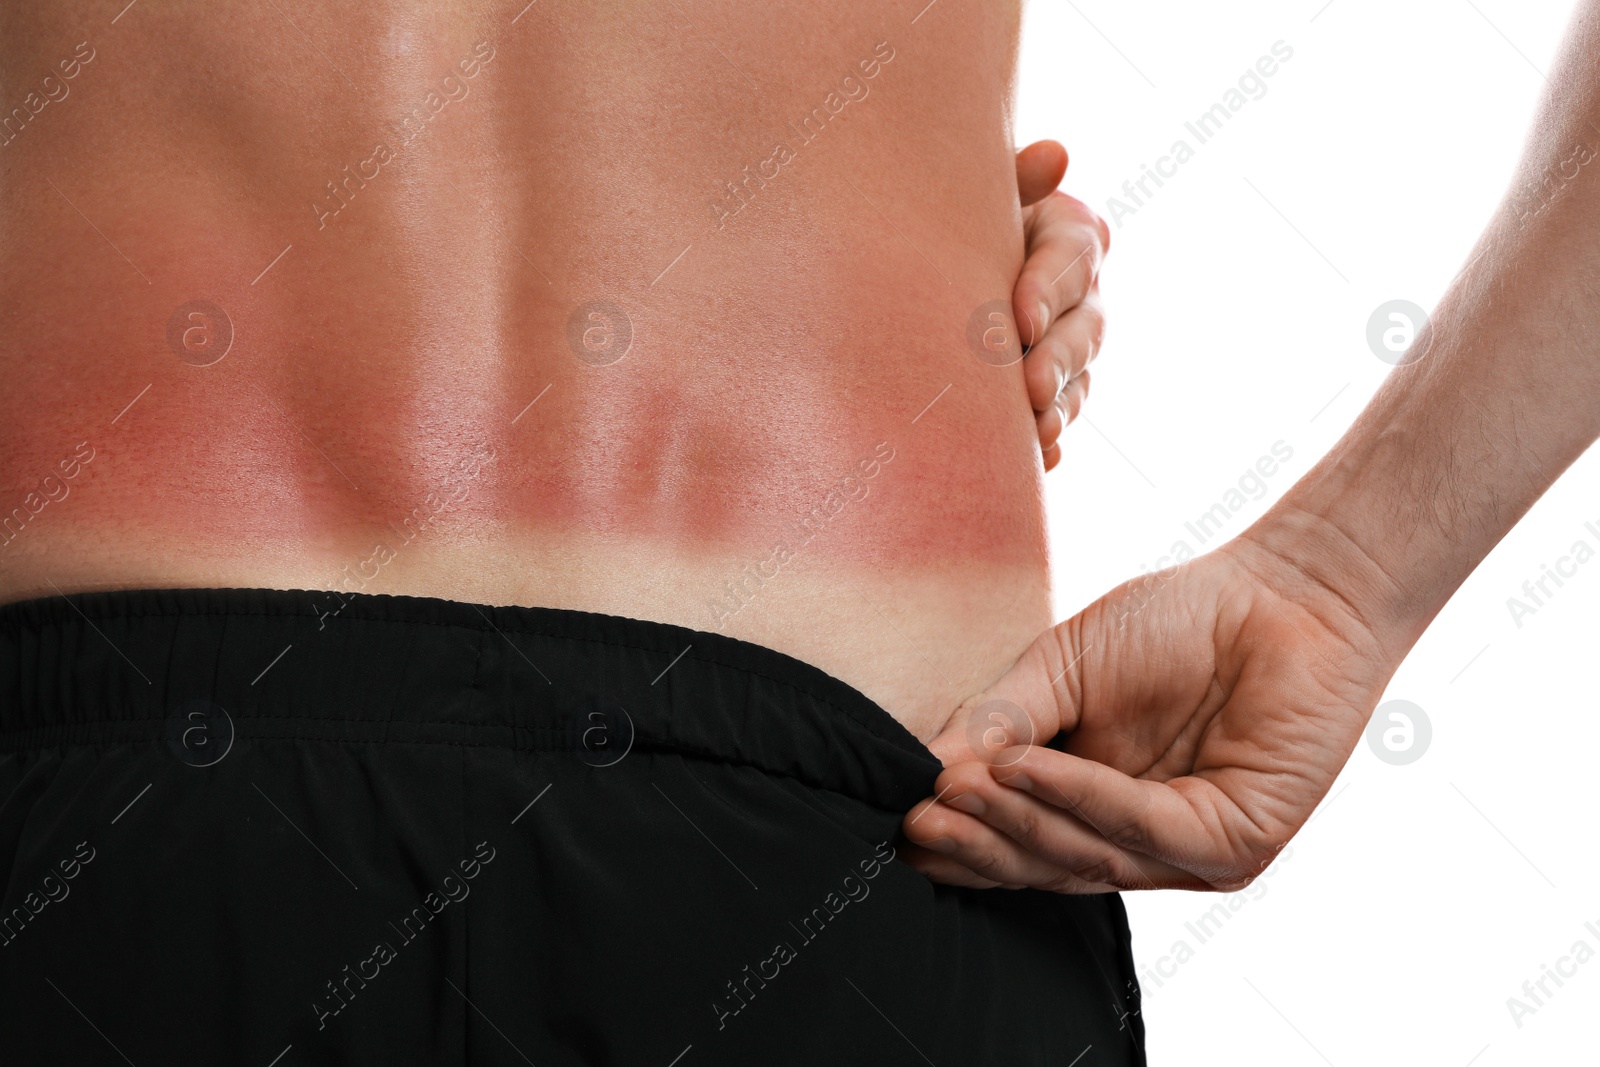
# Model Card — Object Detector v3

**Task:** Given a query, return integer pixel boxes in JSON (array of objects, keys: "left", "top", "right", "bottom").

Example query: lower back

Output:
[{"left": 0, "top": 0, "right": 1046, "bottom": 739}]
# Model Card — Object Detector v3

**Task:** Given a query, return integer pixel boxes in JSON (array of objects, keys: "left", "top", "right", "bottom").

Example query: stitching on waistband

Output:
[{"left": 0, "top": 726, "right": 925, "bottom": 815}]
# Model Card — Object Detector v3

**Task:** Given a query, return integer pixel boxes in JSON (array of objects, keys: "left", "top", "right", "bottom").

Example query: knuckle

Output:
[
  {"left": 906, "top": 805, "right": 958, "bottom": 844},
  {"left": 1108, "top": 868, "right": 1149, "bottom": 891},
  {"left": 1070, "top": 854, "right": 1121, "bottom": 888},
  {"left": 964, "top": 844, "right": 1008, "bottom": 879},
  {"left": 941, "top": 761, "right": 992, "bottom": 796},
  {"left": 1052, "top": 354, "right": 1069, "bottom": 397},
  {"left": 1056, "top": 384, "right": 1084, "bottom": 427},
  {"left": 1014, "top": 279, "right": 1046, "bottom": 318},
  {"left": 1081, "top": 301, "right": 1107, "bottom": 350},
  {"left": 1038, "top": 398, "right": 1061, "bottom": 430},
  {"left": 1055, "top": 191, "right": 1094, "bottom": 223},
  {"left": 1065, "top": 250, "right": 1096, "bottom": 298},
  {"left": 1041, "top": 873, "right": 1084, "bottom": 894},
  {"left": 1080, "top": 246, "right": 1109, "bottom": 291},
  {"left": 1097, "top": 810, "right": 1151, "bottom": 856},
  {"left": 1032, "top": 346, "right": 1066, "bottom": 399},
  {"left": 1006, "top": 804, "right": 1043, "bottom": 846},
  {"left": 1042, "top": 189, "right": 1076, "bottom": 212},
  {"left": 1047, "top": 194, "right": 1110, "bottom": 257}
]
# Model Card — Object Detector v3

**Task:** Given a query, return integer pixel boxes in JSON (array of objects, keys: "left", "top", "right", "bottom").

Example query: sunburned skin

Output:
[{"left": 0, "top": 0, "right": 1046, "bottom": 739}]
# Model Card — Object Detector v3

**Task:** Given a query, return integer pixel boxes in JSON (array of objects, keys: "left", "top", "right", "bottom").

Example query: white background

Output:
[{"left": 1017, "top": 1, "right": 1599, "bottom": 1063}]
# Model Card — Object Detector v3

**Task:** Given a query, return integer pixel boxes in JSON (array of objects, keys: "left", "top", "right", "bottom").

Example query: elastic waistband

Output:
[{"left": 0, "top": 587, "right": 940, "bottom": 812}]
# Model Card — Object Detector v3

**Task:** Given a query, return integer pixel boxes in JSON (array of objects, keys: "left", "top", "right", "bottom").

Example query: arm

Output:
[{"left": 904, "top": 0, "right": 1600, "bottom": 892}]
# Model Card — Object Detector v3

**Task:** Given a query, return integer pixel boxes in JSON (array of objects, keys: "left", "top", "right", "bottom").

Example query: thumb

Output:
[{"left": 925, "top": 620, "right": 1081, "bottom": 767}]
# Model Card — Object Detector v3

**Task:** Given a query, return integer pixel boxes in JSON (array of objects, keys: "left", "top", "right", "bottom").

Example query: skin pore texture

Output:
[{"left": 0, "top": 0, "right": 1043, "bottom": 741}]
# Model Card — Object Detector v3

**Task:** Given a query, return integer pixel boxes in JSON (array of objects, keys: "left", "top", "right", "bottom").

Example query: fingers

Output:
[
  {"left": 1015, "top": 139, "right": 1068, "bottom": 207},
  {"left": 1041, "top": 440, "right": 1061, "bottom": 474},
  {"left": 1012, "top": 144, "right": 1108, "bottom": 464},
  {"left": 902, "top": 752, "right": 1226, "bottom": 893},
  {"left": 914, "top": 759, "right": 1205, "bottom": 890},
  {"left": 1023, "top": 294, "right": 1103, "bottom": 413},
  {"left": 922, "top": 622, "right": 1085, "bottom": 770},
  {"left": 999, "top": 746, "right": 1256, "bottom": 888},
  {"left": 896, "top": 843, "right": 1009, "bottom": 890},
  {"left": 1015, "top": 191, "right": 1108, "bottom": 461},
  {"left": 1029, "top": 313, "right": 1095, "bottom": 453},
  {"left": 1035, "top": 370, "right": 1090, "bottom": 454},
  {"left": 1014, "top": 192, "right": 1108, "bottom": 349},
  {"left": 903, "top": 790, "right": 1124, "bottom": 893}
]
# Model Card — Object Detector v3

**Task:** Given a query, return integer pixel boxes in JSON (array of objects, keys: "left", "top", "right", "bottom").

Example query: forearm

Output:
[{"left": 1252, "top": 0, "right": 1600, "bottom": 658}]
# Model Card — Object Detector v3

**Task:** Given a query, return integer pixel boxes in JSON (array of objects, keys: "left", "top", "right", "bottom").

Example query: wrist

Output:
[{"left": 1236, "top": 483, "right": 1431, "bottom": 675}]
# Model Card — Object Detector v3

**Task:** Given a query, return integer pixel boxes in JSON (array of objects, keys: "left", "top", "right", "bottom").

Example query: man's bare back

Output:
[{"left": 0, "top": 0, "right": 1044, "bottom": 739}]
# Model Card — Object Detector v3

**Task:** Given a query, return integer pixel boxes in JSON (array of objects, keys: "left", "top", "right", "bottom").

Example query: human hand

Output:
[
  {"left": 1014, "top": 140, "right": 1110, "bottom": 471},
  {"left": 902, "top": 532, "right": 1397, "bottom": 892}
]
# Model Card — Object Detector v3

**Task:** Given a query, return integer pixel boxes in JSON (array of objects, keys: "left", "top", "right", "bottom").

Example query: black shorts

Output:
[{"left": 0, "top": 588, "right": 1144, "bottom": 1066}]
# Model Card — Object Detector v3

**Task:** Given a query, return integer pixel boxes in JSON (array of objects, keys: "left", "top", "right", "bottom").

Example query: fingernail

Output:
[
  {"left": 925, "top": 837, "right": 957, "bottom": 854},
  {"left": 1003, "top": 771, "right": 1034, "bottom": 792},
  {"left": 948, "top": 792, "right": 987, "bottom": 817},
  {"left": 1036, "top": 301, "right": 1050, "bottom": 340}
]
